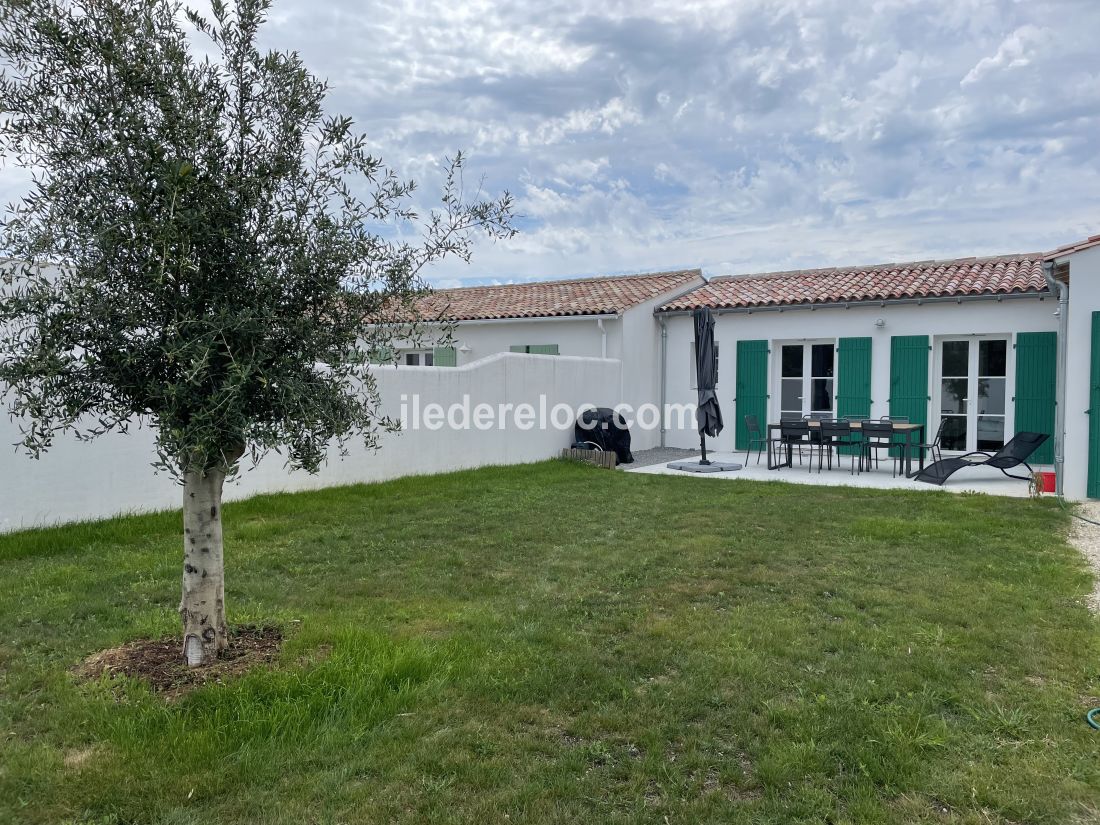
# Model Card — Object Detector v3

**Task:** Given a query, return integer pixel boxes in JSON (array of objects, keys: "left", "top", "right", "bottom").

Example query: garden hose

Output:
[
  {"left": 1054, "top": 492, "right": 1100, "bottom": 527},
  {"left": 1055, "top": 496, "right": 1100, "bottom": 729}
]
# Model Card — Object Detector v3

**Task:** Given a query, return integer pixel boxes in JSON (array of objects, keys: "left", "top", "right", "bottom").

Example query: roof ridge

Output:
[
  {"left": 659, "top": 254, "right": 1048, "bottom": 313},
  {"left": 707, "top": 253, "right": 1041, "bottom": 283},
  {"left": 433, "top": 268, "right": 701, "bottom": 294},
  {"left": 416, "top": 267, "right": 707, "bottom": 321},
  {"left": 1045, "top": 233, "right": 1100, "bottom": 260}
]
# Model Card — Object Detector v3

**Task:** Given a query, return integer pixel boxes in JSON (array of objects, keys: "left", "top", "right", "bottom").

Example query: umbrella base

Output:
[{"left": 666, "top": 461, "right": 742, "bottom": 473}]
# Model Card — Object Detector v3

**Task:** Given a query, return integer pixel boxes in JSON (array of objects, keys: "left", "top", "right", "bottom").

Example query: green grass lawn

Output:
[{"left": 2, "top": 461, "right": 1099, "bottom": 824}]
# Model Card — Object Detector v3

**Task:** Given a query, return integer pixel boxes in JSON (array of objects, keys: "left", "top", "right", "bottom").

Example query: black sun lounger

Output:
[{"left": 914, "top": 431, "right": 1050, "bottom": 486}]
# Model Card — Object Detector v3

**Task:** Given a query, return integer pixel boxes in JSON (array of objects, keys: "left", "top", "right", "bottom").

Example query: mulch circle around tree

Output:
[{"left": 75, "top": 625, "right": 283, "bottom": 699}]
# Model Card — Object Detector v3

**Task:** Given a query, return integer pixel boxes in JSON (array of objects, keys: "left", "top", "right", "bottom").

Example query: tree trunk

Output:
[{"left": 179, "top": 452, "right": 240, "bottom": 667}]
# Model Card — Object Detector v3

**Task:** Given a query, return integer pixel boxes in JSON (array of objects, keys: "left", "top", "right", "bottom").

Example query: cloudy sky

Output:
[{"left": 11, "top": 0, "right": 1100, "bottom": 287}]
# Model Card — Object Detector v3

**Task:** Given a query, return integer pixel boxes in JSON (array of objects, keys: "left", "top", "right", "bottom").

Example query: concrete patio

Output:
[{"left": 626, "top": 449, "right": 1047, "bottom": 498}]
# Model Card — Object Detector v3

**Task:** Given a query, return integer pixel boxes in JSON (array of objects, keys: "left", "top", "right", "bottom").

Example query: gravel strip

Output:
[
  {"left": 621, "top": 446, "right": 697, "bottom": 470},
  {"left": 1069, "top": 501, "right": 1100, "bottom": 614}
]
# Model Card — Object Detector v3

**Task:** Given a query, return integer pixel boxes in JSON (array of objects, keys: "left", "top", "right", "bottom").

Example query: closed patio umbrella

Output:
[
  {"left": 667, "top": 307, "right": 741, "bottom": 473},
  {"left": 693, "top": 306, "right": 723, "bottom": 463}
]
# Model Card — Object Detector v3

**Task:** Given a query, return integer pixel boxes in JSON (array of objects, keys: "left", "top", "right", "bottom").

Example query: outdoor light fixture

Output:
[
  {"left": 458, "top": 343, "right": 472, "bottom": 353},
  {"left": 874, "top": 318, "right": 886, "bottom": 328}
]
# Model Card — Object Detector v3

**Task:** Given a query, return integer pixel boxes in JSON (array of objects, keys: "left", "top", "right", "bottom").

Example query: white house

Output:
[
  {"left": 9, "top": 235, "right": 1100, "bottom": 532},
  {"left": 1049, "top": 235, "right": 1100, "bottom": 501},
  {"left": 655, "top": 235, "right": 1100, "bottom": 501},
  {"left": 398, "top": 269, "right": 704, "bottom": 449}
]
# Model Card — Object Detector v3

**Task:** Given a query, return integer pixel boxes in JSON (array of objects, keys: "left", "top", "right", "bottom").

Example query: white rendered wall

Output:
[
  {"left": 619, "top": 290, "right": 693, "bottom": 450},
  {"left": 660, "top": 297, "right": 1058, "bottom": 466},
  {"left": 399, "top": 276, "right": 704, "bottom": 451},
  {"left": 0, "top": 353, "right": 622, "bottom": 532},
  {"left": 449, "top": 316, "right": 623, "bottom": 365},
  {"left": 1060, "top": 245, "right": 1100, "bottom": 500}
]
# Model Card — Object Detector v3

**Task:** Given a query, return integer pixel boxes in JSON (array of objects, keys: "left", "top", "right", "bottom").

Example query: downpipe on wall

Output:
[
  {"left": 1042, "top": 261, "right": 1068, "bottom": 501},
  {"left": 659, "top": 316, "right": 668, "bottom": 448}
]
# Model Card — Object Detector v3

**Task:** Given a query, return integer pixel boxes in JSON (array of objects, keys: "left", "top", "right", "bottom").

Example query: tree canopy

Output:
[{"left": 0, "top": 0, "right": 514, "bottom": 477}]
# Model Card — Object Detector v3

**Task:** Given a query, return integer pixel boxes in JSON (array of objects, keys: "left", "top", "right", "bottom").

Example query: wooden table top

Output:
[{"left": 770, "top": 420, "right": 924, "bottom": 431}]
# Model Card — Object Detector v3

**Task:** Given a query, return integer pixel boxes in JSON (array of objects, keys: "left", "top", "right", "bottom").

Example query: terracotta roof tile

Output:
[
  {"left": 658, "top": 254, "right": 1048, "bottom": 312},
  {"left": 419, "top": 269, "right": 702, "bottom": 321},
  {"left": 1044, "top": 234, "right": 1100, "bottom": 260}
]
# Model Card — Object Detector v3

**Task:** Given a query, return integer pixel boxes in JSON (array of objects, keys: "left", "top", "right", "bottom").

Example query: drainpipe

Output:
[
  {"left": 596, "top": 317, "right": 607, "bottom": 359},
  {"left": 1043, "top": 260, "right": 1069, "bottom": 498},
  {"left": 660, "top": 316, "right": 668, "bottom": 448}
]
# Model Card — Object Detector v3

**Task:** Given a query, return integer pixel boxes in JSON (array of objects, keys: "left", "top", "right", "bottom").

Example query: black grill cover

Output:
[{"left": 574, "top": 407, "right": 634, "bottom": 464}]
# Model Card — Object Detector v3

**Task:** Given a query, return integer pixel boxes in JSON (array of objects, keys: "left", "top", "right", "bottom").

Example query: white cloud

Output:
[
  {"left": 961, "top": 24, "right": 1050, "bottom": 86},
  {"left": 1, "top": 0, "right": 1098, "bottom": 285}
]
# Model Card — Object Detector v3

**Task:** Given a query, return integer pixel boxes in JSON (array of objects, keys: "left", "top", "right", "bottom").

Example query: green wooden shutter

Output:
[
  {"left": 433, "top": 345, "right": 457, "bottom": 367},
  {"left": 368, "top": 345, "right": 393, "bottom": 365},
  {"left": 734, "top": 340, "right": 769, "bottom": 451},
  {"left": 889, "top": 335, "right": 929, "bottom": 456},
  {"left": 510, "top": 344, "right": 560, "bottom": 355},
  {"left": 837, "top": 337, "right": 872, "bottom": 455},
  {"left": 837, "top": 337, "right": 872, "bottom": 418},
  {"left": 1089, "top": 314, "right": 1100, "bottom": 498},
  {"left": 1014, "top": 332, "right": 1055, "bottom": 464}
]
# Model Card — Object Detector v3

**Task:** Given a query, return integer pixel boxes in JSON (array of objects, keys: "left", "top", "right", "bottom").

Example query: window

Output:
[
  {"left": 977, "top": 339, "right": 1008, "bottom": 452},
  {"left": 779, "top": 345, "right": 803, "bottom": 419},
  {"left": 778, "top": 341, "right": 834, "bottom": 419},
  {"left": 939, "top": 340, "right": 968, "bottom": 450},
  {"left": 936, "top": 336, "right": 1009, "bottom": 452},
  {"left": 810, "top": 343, "right": 834, "bottom": 413},
  {"left": 689, "top": 342, "right": 719, "bottom": 389},
  {"left": 510, "top": 344, "right": 559, "bottom": 355},
  {"left": 401, "top": 350, "right": 434, "bottom": 366}
]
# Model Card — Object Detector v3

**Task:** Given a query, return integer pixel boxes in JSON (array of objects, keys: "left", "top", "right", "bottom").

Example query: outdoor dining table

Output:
[{"left": 766, "top": 420, "right": 927, "bottom": 477}]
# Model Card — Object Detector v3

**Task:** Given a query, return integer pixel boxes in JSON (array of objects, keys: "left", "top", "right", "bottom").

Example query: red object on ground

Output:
[{"left": 1039, "top": 471, "right": 1056, "bottom": 493}]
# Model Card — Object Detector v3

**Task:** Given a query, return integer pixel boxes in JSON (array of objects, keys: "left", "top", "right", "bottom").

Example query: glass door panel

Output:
[
  {"left": 810, "top": 344, "right": 834, "bottom": 414},
  {"left": 937, "top": 337, "right": 1010, "bottom": 452},
  {"left": 779, "top": 343, "right": 837, "bottom": 420},
  {"left": 780, "top": 345, "right": 803, "bottom": 420},
  {"left": 977, "top": 339, "right": 1007, "bottom": 451},
  {"left": 940, "top": 340, "right": 969, "bottom": 450}
]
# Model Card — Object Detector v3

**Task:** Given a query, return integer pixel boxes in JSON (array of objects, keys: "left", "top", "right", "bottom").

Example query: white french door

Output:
[
  {"left": 937, "top": 338, "right": 1008, "bottom": 452},
  {"left": 779, "top": 342, "right": 835, "bottom": 420}
]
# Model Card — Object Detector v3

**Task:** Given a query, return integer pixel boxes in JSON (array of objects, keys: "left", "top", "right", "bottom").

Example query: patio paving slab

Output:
[{"left": 625, "top": 449, "right": 1047, "bottom": 498}]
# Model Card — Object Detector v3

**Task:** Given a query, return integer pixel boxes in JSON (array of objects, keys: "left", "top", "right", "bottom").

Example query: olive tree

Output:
[{"left": 0, "top": 0, "right": 513, "bottom": 666}]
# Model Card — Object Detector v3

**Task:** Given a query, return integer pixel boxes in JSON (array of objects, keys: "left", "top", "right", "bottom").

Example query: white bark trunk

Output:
[{"left": 180, "top": 462, "right": 232, "bottom": 668}]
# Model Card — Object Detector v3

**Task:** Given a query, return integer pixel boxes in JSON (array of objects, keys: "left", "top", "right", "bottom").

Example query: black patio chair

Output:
[
  {"left": 880, "top": 415, "right": 912, "bottom": 459},
  {"left": 840, "top": 414, "right": 866, "bottom": 462},
  {"left": 914, "top": 432, "right": 1050, "bottom": 486},
  {"left": 859, "top": 419, "right": 899, "bottom": 476},
  {"left": 742, "top": 414, "right": 768, "bottom": 466},
  {"left": 910, "top": 418, "right": 949, "bottom": 467},
  {"left": 812, "top": 419, "right": 858, "bottom": 474},
  {"left": 770, "top": 421, "right": 810, "bottom": 469},
  {"left": 803, "top": 412, "right": 831, "bottom": 453}
]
